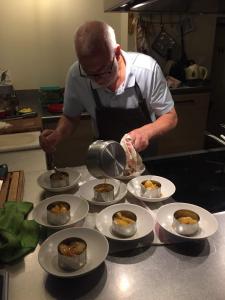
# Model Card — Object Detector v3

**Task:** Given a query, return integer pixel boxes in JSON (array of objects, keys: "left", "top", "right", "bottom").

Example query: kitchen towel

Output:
[
  {"left": 120, "top": 134, "right": 143, "bottom": 175},
  {"left": 0, "top": 201, "right": 39, "bottom": 263}
]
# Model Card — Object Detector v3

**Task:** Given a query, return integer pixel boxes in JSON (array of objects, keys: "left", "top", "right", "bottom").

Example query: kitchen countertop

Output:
[
  {"left": 0, "top": 116, "right": 42, "bottom": 134},
  {"left": 170, "top": 84, "right": 211, "bottom": 95},
  {"left": 0, "top": 131, "right": 41, "bottom": 152},
  {"left": 2, "top": 148, "right": 225, "bottom": 300},
  {"left": 14, "top": 85, "right": 212, "bottom": 120}
]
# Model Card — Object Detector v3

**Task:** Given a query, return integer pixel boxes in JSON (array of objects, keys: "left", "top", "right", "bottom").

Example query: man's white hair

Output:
[{"left": 74, "top": 21, "right": 117, "bottom": 58}]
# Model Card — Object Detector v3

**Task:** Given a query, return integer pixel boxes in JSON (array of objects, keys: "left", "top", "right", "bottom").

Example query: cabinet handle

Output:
[{"left": 175, "top": 99, "right": 195, "bottom": 104}]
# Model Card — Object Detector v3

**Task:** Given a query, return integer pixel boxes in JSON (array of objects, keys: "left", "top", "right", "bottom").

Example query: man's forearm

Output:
[
  {"left": 55, "top": 114, "right": 80, "bottom": 141},
  {"left": 144, "top": 107, "right": 178, "bottom": 140}
]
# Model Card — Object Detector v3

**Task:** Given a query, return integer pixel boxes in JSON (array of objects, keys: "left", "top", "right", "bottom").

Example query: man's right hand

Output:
[{"left": 39, "top": 129, "right": 62, "bottom": 153}]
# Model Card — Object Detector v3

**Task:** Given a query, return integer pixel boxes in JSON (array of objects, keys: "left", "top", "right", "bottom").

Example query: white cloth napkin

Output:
[{"left": 120, "top": 134, "right": 143, "bottom": 175}]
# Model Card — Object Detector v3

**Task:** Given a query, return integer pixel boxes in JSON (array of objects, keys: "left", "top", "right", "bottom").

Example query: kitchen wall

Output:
[
  {"left": 0, "top": 0, "right": 128, "bottom": 89},
  {"left": 128, "top": 13, "right": 217, "bottom": 76}
]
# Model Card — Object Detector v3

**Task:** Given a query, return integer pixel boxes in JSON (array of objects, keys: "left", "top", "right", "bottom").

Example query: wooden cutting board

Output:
[
  {"left": 0, "top": 171, "right": 24, "bottom": 208},
  {"left": 0, "top": 116, "right": 42, "bottom": 134}
]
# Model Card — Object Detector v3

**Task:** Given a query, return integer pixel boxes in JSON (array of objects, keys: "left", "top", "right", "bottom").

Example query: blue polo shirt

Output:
[{"left": 63, "top": 51, "right": 174, "bottom": 134}]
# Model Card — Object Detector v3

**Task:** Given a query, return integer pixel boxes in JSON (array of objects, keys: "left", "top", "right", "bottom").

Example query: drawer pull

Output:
[{"left": 175, "top": 99, "right": 195, "bottom": 104}]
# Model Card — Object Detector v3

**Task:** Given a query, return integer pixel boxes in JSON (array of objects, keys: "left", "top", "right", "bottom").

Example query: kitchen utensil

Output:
[
  {"left": 152, "top": 25, "right": 177, "bottom": 58},
  {"left": 50, "top": 152, "right": 61, "bottom": 173},
  {"left": 169, "top": 24, "right": 188, "bottom": 82},
  {"left": 1, "top": 111, "right": 37, "bottom": 121},
  {"left": 185, "top": 64, "right": 208, "bottom": 80},
  {"left": 50, "top": 169, "right": 69, "bottom": 188},
  {"left": 49, "top": 152, "right": 70, "bottom": 187},
  {"left": 86, "top": 140, "right": 126, "bottom": 178},
  {"left": 0, "top": 164, "right": 8, "bottom": 192},
  {"left": 0, "top": 70, "right": 7, "bottom": 84}
]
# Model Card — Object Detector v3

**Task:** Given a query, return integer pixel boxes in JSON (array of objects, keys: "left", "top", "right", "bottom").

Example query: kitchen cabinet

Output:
[
  {"left": 42, "top": 116, "right": 94, "bottom": 168},
  {"left": 157, "top": 92, "right": 210, "bottom": 155}
]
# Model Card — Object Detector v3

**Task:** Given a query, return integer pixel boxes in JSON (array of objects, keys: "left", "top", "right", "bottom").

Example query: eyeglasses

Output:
[{"left": 79, "top": 56, "right": 115, "bottom": 79}]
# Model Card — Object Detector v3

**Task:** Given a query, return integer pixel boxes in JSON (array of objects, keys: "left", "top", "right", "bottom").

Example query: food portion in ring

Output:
[
  {"left": 141, "top": 179, "right": 161, "bottom": 198},
  {"left": 173, "top": 209, "right": 200, "bottom": 236},
  {"left": 58, "top": 237, "right": 87, "bottom": 271},
  {"left": 112, "top": 210, "right": 137, "bottom": 237},
  {"left": 93, "top": 182, "right": 114, "bottom": 202},
  {"left": 47, "top": 201, "right": 71, "bottom": 225},
  {"left": 50, "top": 170, "right": 69, "bottom": 188}
]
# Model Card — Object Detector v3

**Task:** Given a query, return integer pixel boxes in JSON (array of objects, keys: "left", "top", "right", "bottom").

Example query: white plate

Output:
[
  {"left": 156, "top": 202, "right": 218, "bottom": 240},
  {"left": 33, "top": 194, "right": 89, "bottom": 229},
  {"left": 78, "top": 178, "right": 127, "bottom": 206},
  {"left": 127, "top": 175, "right": 176, "bottom": 203},
  {"left": 115, "top": 164, "right": 146, "bottom": 180},
  {"left": 38, "top": 227, "right": 109, "bottom": 277},
  {"left": 37, "top": 168, "right": 81, "bottom": 192},
  {"left": 96, "top": 203, "right": 154, "bottom": 241}
]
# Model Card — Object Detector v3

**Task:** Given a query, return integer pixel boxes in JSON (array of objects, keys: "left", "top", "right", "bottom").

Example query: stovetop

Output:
[{"left": 145, "top": 148, "right": 225, "bottom": 213}]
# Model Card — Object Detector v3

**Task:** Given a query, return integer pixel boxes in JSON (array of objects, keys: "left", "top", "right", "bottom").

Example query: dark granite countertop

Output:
[{"left": 144, "top": 147, "right": 225, "bottom": 213}]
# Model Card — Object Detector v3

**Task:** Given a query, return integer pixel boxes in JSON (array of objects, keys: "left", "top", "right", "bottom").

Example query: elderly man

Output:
[{"left": 40, "top": 20, "right": 177, "bottom": 158}]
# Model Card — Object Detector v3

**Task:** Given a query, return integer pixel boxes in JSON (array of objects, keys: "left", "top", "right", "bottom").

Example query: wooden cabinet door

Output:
[{"left": 157, "top": 93, "right": 210, "bottom": 155}]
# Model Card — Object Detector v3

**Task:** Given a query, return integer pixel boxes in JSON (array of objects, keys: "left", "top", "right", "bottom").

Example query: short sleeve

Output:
[
  {"left": 63, "top": 64, "right": 85, "bottom": 117},
  {"left": 146, "top": 63, "right": 174, "bottom": 116}
]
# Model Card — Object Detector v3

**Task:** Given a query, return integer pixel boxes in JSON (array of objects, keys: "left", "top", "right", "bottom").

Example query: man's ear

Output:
[{"left": 115, "top": 44, "right": 121, "bottom": 60}]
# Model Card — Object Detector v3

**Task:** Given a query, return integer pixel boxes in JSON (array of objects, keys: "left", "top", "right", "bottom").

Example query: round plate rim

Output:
[
  {"left": 38, "top": 227, "right": 109, "bottom": 278},
  {"left": 96, "top": 203, "right": 154, "bottom": 241},
  {"left": 127, "top": 175, "right": 176, "bottom": 203},
  {"left": 78, "top": 179, "right": 127, "bottom": 206},
  {"left": 156, "top": 202, "right": 219, "bottom": 240},
  {"left": 33, "top": 194, "right": 89, "bottom": 229},
  {"left": 37, "top": 168, "right": 81, "bottom": 192}
]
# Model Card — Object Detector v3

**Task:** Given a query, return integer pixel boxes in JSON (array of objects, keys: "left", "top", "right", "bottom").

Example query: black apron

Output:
[{"left": 91, "top": 82, "right": 157, "bottom": 160}]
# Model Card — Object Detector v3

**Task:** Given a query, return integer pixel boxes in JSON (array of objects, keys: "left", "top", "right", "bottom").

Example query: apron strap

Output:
[
  {"left": 90, "top": 81, "right": 103, "bottom": 108},
  {"left": 134, "top": 82, "right": 151, "bottom": 121}
]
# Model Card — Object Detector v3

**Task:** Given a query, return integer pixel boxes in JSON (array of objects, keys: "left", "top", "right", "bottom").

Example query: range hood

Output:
[{"left": 104, "top": 0, "right": 225, "bottom": 14}]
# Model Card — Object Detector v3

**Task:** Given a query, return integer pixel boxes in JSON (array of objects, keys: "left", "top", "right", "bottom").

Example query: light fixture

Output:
[{"left": 132, "top": 0, "right": 158, "bottom": 9}]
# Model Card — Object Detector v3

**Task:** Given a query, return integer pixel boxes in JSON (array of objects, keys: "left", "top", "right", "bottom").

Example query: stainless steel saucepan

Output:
[{"left": 86, "top": 140, "right": 126, "bottom": 178}]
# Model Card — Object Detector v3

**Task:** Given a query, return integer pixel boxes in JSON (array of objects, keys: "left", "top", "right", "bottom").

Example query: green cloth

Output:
[{"left": 0, "top": 201, "right": 40, "bottom": 263}]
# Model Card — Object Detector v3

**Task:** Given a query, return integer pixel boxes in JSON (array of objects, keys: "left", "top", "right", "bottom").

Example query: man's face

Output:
[{"left": 79, "top": 50, "right": 118, "bottom": 87}]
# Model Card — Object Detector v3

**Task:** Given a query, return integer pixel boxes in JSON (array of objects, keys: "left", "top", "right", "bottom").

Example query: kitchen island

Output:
[{"left": 2, "top": 148, "right": 225, "bottom": 300}]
